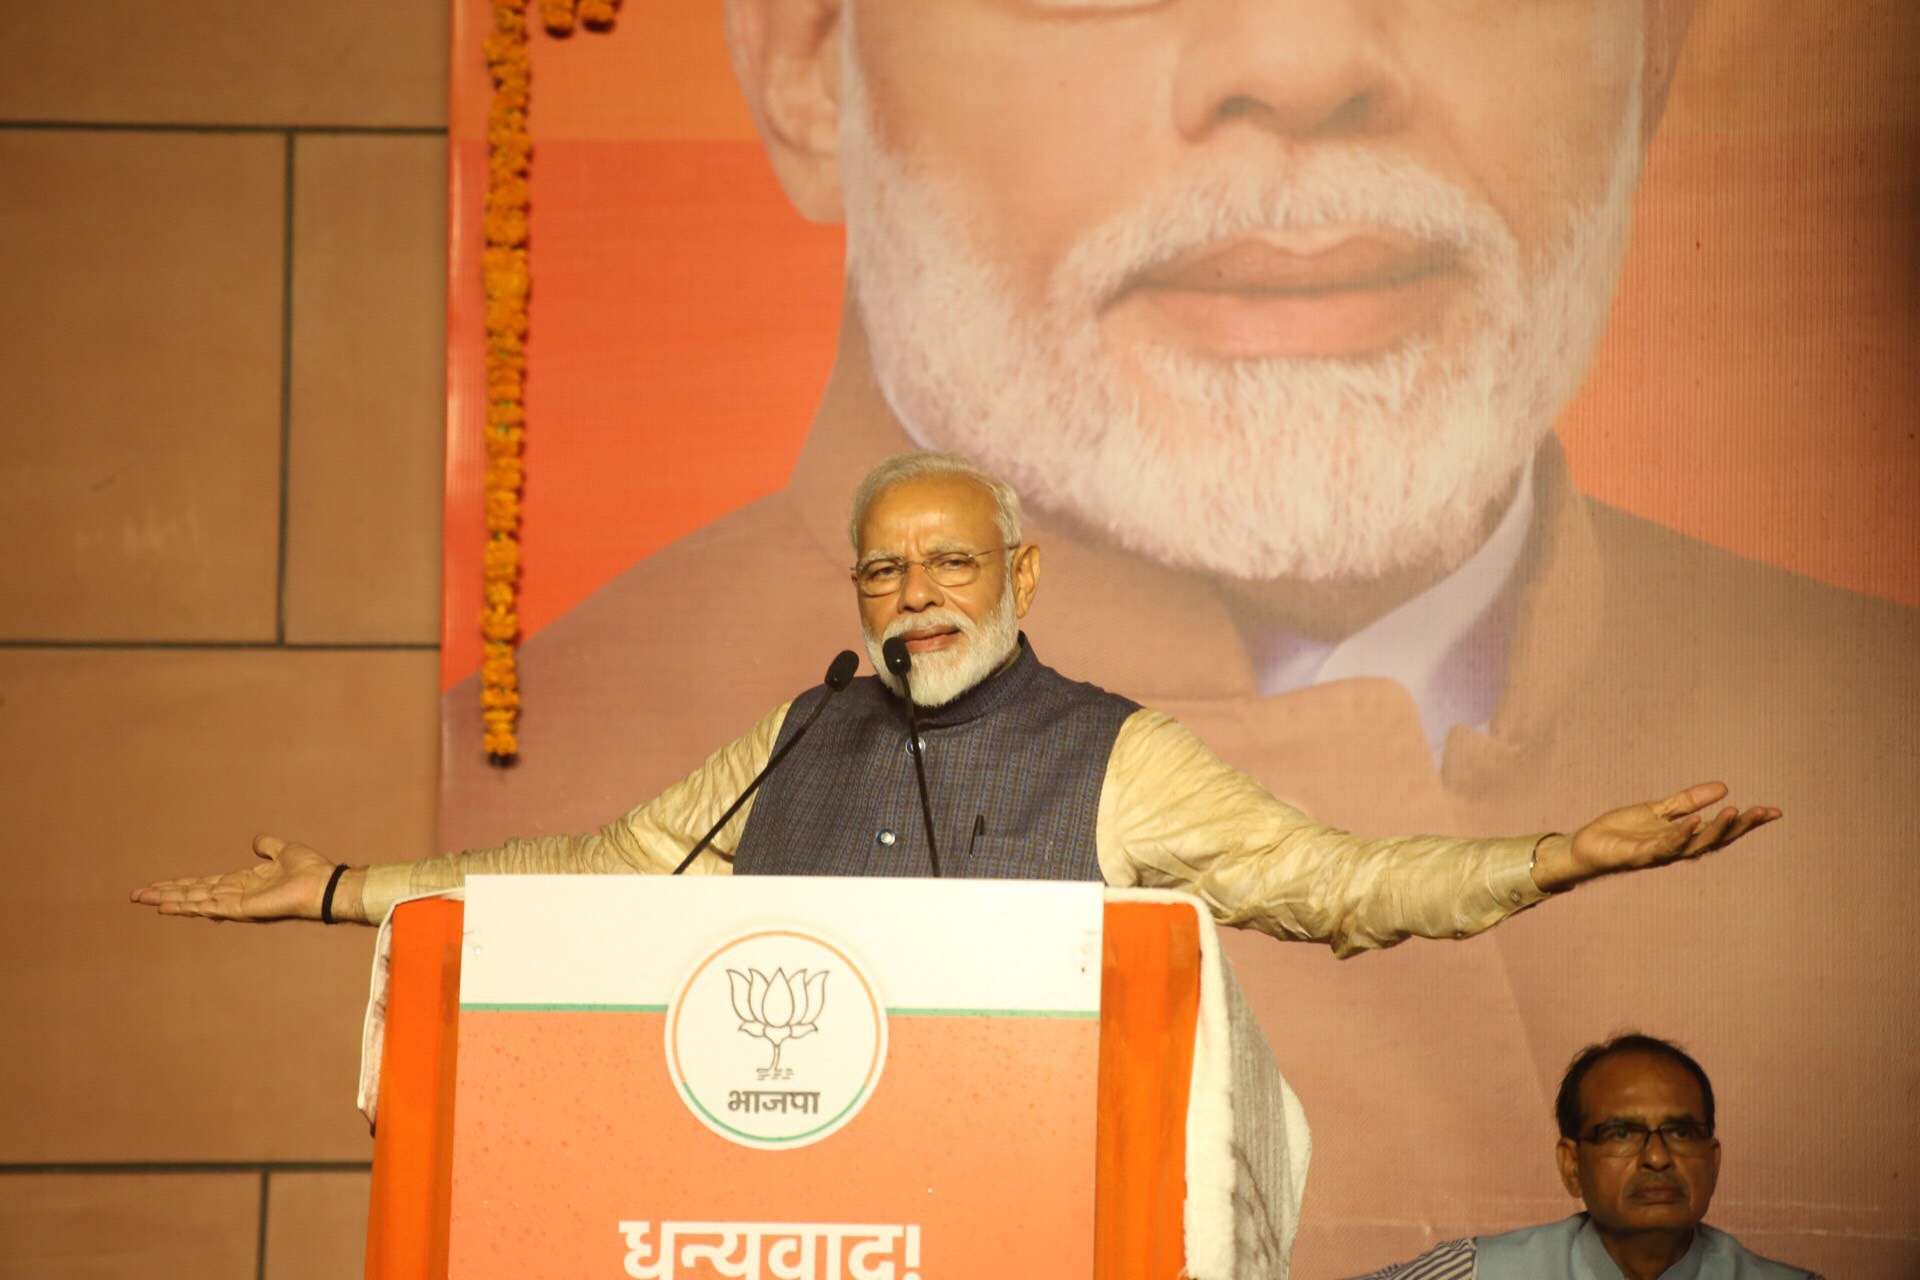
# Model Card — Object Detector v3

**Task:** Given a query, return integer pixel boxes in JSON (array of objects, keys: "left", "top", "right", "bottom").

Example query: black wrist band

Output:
[{"left": 320, "top": 864, "right": 350, "bottom": 925}]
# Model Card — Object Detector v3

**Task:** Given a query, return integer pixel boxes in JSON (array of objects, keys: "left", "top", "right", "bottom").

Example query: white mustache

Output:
[
  {"left": 882, "top": 609, "right": 976, "bottom": 649},
  {"left": 1055, "top": 148, "right": 1513, "bottom": 312}
]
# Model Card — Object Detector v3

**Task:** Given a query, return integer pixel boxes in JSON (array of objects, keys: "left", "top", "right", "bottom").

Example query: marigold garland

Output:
[{"left": 478, "top": 0, "right": 621, "bottom": 766}]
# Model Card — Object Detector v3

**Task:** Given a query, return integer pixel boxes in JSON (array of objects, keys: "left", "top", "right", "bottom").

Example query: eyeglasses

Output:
[
  {"left": 1579, "top": 1121, "right": 1715, "bottom": 1156},
  {"left": 851, "top": 546, "right": 1018, "bottom": 597}
]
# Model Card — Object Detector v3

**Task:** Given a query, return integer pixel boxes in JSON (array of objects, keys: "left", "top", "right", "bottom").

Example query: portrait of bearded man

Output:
[{"left": 438, "top": 2, "right": 1920, "bottom": 1274}]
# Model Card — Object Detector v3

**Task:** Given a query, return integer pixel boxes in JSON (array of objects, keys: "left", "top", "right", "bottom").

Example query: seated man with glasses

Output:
[
  {"left": 135, "top": 452, "right": 1774, "bottom": 951},
  {"left": 1353, "top": 1033, "right": 1821, "bottom": 1280}
]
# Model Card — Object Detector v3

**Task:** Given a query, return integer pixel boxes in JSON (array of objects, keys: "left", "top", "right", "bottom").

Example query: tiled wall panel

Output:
[
  {"left": 0, "top": 1173, "right": 259, "bottom": 1280},
  {"left": 0, "top": 130, "right": 286, "bottom": 642},
  {"left": 283, "top": 134, "right": 448, "bottom": 645},
  {"left": 0, "top": 0, "right": 448, "bottom": 128},
  {"left": 0, "top": 648, "right": 437, "bottom": 1162},
  {"left": 263, "top": 1171, "right": 373, "bottom": 1280}
]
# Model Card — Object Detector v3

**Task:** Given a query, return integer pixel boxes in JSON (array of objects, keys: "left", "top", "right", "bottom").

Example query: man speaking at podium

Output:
[{"left": 133, "top": 452, "right": 1774, "bottom": 947}]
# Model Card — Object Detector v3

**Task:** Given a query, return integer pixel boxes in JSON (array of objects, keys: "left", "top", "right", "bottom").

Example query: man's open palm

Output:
[
  {"left": 129, "top": 835, "right": 335, "bottom": 921},
  {"left": 1540, "top": 782, "right": 1781, "bottom": 891}
]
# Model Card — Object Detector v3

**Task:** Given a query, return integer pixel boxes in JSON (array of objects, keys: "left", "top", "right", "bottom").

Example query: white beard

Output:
[
  {"left": 864, "top": 588, "right": 1021, "bottom": 708},
  {"left": 839, "top": 62, "right": 1643, "bottom": 586}
]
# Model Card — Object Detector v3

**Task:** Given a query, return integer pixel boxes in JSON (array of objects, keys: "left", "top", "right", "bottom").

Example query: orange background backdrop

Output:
[{"left": 428, "top": 5, "right": 1920, "bottom": 1278}]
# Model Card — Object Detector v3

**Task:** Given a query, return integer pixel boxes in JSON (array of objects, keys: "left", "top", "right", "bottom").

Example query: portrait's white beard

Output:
[
  {"left": 864, "top": 589, "right": 1021, "bottom": 708},
  {"left": 840, "top": 66, "right": 1644, "bottom": 584}
]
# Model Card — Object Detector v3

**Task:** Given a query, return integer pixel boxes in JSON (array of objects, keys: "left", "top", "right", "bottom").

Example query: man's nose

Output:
[
  {"left": 1639, "top": 1132, "right": 1677, "bottom": 1169},
  {"left": 1171, "top": 0, "right": 1411, "bottom": 144},
  {"left": 898, "top": 561, "right": 945, "bottom": 611}
]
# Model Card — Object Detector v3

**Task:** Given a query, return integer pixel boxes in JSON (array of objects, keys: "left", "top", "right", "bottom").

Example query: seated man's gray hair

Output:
[{"left": 848, "top": 450, "right": 1025, "bottom": 553}]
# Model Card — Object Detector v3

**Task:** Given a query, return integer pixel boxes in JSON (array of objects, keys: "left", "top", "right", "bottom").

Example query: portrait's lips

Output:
[
  {"left": 1110, "top": 228, "right": 1466, "bottom": 360},
  {"left": 1627, "top": 1180, "right": 1687, "bottom": 1204}
]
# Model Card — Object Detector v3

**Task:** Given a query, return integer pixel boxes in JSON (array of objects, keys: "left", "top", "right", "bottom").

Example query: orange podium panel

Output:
[{"left": 364, "top": 896, "right": 1200, "bottom": 1280}]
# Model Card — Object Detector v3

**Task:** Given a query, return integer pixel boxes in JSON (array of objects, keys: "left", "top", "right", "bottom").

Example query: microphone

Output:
[
  {"left": 881, "top": 636, "right": 943, "bottom": 877},
  {"left": 824, "top": 648, "right": 861, "bottom": 692},
  {"left": 881, "top": 634, "right": 912, "bottom": 680},
  {"left": 671, "top": 650, "right": 861, "bottom": 875}
]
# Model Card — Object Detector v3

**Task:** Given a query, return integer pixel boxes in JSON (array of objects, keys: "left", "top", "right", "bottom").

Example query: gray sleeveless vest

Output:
[{"left": 733, "top": 638, "right": 1138, "bottom": 879}]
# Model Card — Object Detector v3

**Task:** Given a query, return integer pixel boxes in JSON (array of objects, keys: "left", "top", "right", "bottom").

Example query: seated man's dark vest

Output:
[{"left": 734, "top": 638, "right": 1139, "bottom": 879}]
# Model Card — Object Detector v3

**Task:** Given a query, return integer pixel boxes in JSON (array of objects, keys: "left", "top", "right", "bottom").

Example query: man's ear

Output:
[
  {"left": 723, "top": 0, "right": 847, "bottom": 223},
  {"left": 1012, "top": 543, "right": 1042, "bottom": 619},
  {"left": 1640, "top": 0, "right": 1695, "bottom": 142},
  {"left": 1554, "top": 1137, "right": 1585, "bottom": 1199}
]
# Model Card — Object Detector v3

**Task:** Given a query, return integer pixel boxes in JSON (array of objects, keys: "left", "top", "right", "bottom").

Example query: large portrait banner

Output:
[{"left": 437, "top": 3, "right": 1920, "bottom": 1276}]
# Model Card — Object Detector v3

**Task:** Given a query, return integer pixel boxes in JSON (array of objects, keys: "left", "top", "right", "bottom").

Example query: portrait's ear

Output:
[
  {"left": 723, "top": 0, "right": 847, "bottom": 223},
  {"left": 1554, "top": 1137, "right": 1584, "bottom": 1198},
  {"left": 1640, "top": 0, "right": 1695, "bottom": 141}
]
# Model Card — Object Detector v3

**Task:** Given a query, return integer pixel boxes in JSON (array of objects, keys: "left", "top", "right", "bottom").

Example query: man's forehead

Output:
[
  {"left": 1580, "top": 1053, "right": 1706, "bottom": 1120},
  {"left": 855, "top": 536, "right": 979, "bottom": 565},
  {"left": 1589, "top": 1100, "right": 1705, "bottom": 1123},
  {"left": 856, "top": 475, "right": 999, "bottom": 549}
]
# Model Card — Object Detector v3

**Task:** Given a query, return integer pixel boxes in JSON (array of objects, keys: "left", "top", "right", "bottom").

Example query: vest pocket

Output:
[{"left": 957, "top": 834, "right": 1097, "bottom": 881}]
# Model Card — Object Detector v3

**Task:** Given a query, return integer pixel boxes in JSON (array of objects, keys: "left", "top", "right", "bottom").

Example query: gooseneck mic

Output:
[
  {"left": 671, "top": 650, "right": 861, "bottom": 875},
  {"left": 881, "top": 636, "right": 943, "bottom": 877}
]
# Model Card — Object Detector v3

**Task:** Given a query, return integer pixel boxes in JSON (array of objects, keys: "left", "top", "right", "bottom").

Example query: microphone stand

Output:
[
  {"left": 883, "top": 636, "right": 943, "bottom": 877},
  {"left": 671, "top": 650, "right": 859, "bottom": 875}
]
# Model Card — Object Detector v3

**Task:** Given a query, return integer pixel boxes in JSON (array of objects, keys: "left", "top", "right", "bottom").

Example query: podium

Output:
[{"left": 357, "top": 879, "right": 1307, "bottom": 1279}]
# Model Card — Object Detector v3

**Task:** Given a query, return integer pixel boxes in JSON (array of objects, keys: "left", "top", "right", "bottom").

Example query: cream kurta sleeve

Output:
[
  {"left": 358, "top": 701, "right": 791, "bottom": 922},
  {"left": 1094, "top": 709, "right": 1549, "bottom": 957}
]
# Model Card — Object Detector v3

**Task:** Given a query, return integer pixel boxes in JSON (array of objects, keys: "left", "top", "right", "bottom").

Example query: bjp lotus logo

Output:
[
  {"left": 727, "top": 967, "right": 828, "bottom": 1079},
  {"left": 670, "top": 930, "right": 885, "bottom": 1149}
]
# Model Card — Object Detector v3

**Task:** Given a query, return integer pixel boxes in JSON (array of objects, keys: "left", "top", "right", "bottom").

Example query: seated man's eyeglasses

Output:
[
  {"left": 852, "top": 546, "right": 1019, "bottom": 596},
  {"left": 1579, "top": 1120, "right": 1715, "bottom": 1156}
]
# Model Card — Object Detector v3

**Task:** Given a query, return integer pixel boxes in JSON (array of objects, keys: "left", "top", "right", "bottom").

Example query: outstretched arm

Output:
[
  {"left": 128, "top": 699, "right": 795, "bottom": 926},
  {"left": 1531, "top": 781, "right": 1780, "bottom": 892},
  {"left": 129, "top": 834, "right": 371, "bottom": 924},
  {"left": 1098, "top": 712, "right": 1781, "bottom": 955}
]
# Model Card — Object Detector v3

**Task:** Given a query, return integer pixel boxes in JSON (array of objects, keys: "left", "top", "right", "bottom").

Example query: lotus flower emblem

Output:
[{"left": 727, "top": 967, "right": 828, "bottom": 1077}]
